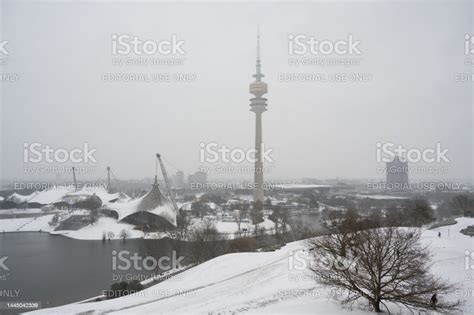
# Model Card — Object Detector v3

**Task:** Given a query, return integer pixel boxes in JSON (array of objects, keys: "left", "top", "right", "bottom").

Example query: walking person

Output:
[{"left": 430, "top": 293, "right": 438, "bottom": 310}]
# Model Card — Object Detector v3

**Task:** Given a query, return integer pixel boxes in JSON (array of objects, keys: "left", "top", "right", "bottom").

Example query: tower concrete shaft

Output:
[
  {"left": 253, "top": 111, "right": 264, "bottom": 202},
  {"left": 249, "top": 28, "right": 268, "bottom": 203}
]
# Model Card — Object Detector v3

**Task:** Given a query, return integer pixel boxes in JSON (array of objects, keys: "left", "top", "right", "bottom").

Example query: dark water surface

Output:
[{"left": 0, "top": 233, "right": 182, "bottom": 311}]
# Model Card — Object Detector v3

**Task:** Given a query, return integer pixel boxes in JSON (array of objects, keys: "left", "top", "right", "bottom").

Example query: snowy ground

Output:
[
  {"left": 0, "top": 208, "right": 46, "bottom": 215},
  {"left": 0, "top": 213, "right": 56, "bottom": 232},
  {"left": 0, "top": 212, "right": 278, "bottom": 240},
  {"left": 52, "top": 217, "right": 143, "bottom": 240},
  {"left": 203, "top": 217, "right": 276, "bottom": 236},
  {"left": 27, "top": 217, "right": 474, "bottom": 315},
  {"left": 0, "top": 211, "right": 141, "bottom": 240}
]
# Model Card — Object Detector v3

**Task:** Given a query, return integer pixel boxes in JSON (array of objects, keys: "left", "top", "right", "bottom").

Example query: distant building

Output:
[
  {"left": 172, "top": 171, "right": 185, "bottom": 188},
  {"left": 386, "top": 156, "right": 409, "bottom": 192},
  {"left": 188, "top": 171, "right": 208, "bottom": 190}
]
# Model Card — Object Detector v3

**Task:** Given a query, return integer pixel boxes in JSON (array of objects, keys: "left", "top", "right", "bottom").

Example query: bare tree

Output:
[
  {"left": 119, "top": 228, "right": 129, "bottom": 241},
  {"left": 308, "top": 227, "right": 460, "bottom": 313},
  {"left": 107, "top": 231, "right": 115, "bottom": 241},
  {"left": 188, "top": 219, "right": 226, "bottom": 263},
  {"left": 280, "top": 208, "right": 289, "bottom": 233},
  {"left": 49, "top": 213, "right": 59, "bottom": 227},
  {"left": 269, "top": 205, "right": 281, "bottom": 229},
  {"left": 233, "top": 204, "right": 249, "bottom": 235},
  {"left": 175, "top": 210, "right": 191, "bottom": 240},
  {"left": 250, "top": 200, "right": 264, "bottom": 234},
  {"left": 451, "top": 195, "right": 474, "bottom": 217},
  {"left": 321, "top": 208, "right": 361, "bottom": 257},
  {"left": 269, "top": 205, "right": 290, "bottom": 243},
  {"left": 401, "top": 199, "right": 435, "bottom": 227},
  {"left": 89, "top": 208, "right": 99, "bottom": 225},
  {"left": 191, "top": 201, "right": 205, "bottom": 219}
]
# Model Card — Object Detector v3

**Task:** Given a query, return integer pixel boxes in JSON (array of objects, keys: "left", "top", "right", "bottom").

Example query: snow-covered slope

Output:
[
  {"left": 0, "top": 211, "right": 144, "bottom": 239},
  {"left": 28, "top": 217, "right": 474, "bottom": 314},
  {"left": 0, "top": 214, "right": 56, "bottom": 232}
]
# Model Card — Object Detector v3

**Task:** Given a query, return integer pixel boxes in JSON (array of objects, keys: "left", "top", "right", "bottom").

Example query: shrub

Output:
[
  {"left": 106, "top": 280, "right": 144, "bottom": 299},
  {"left": 229, "top": 237, "right": 257, "bottom": 252}
]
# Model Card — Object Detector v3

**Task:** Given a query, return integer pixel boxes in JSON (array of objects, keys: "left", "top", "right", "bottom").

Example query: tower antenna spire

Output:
[
  {"left": 257, "top": 25, "right": 261, "bottom": 61},
  {"left": 255, "top": 25, "right": 263, "bottom": 81}
]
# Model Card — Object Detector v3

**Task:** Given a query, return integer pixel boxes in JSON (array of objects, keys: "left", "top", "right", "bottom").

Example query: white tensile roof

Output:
[
  {"left": 7, "top": 186, "right": 130, "bottom": 205},
  {"left": 104, "top": 184, "right": 177, "bottom": 226}
]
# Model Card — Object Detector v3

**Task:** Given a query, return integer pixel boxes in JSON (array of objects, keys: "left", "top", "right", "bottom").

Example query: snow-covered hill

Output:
[{"left": 28, "top": 218, "right": 474, "bottom": 314}]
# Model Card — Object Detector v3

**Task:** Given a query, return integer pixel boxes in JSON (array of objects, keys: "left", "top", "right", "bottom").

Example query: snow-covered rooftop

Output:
[
  {"left": 6, "top": 186, "right": 131, "bottom": 206},
  {"left": 7, "top": 191, "right": 40, "bottom": 203},
  {"left": 104, "top": 183, "right": 177, "bottom": 226},
  {"left": 28, "top": 186, "right": 74, "bottom": 204}
]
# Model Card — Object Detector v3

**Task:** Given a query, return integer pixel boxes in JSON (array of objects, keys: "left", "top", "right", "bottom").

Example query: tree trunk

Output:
[
  {"left": 340, "top": 244, "right": 346, "bottom": 257},
  {"left": 372, "top": 299, "right": 382, "bottom": 312}
]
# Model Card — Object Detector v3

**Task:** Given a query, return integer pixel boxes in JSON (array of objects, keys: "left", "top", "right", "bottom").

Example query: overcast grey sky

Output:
[{"left": 0, "top": 0, "right": 472, "bottom": 183}]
